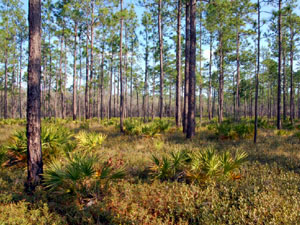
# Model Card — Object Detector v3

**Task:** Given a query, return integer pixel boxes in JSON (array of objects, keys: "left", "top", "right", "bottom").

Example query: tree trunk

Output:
[
  {"left": 277, "top": 0, "right": 282, "bottom": 129},
  {"left": 109, "top": 48, "right": 113, "bottom": 119},
  {"left": 283, "top": 51, "right": 287, "bottom": 121},
  {"left": 199, "top": 8, "right": 202, "bottom": 125},
  {"left": 100, "top": 42, "right": 104, "bottom": 120},
  {"left": 120, "top": 0, "right": 125, "bottom": 132},
  {"left": 175, "top": 0, "right": 182, "bottom": 126},
  {"left": 73, "top": 22, "right": 77, "bottom": 120},
  {"left": 236, "top": 29, "right": 240, "bottom": 120},
  {"left": 19, "top": 38, "right": 23, "bottom": 118},
  {"left": 218, "top": 33, "right": 224, "bottom": 123},
  {"left": 59, "top": 35, "right": 64, "bottom": 119},
  {"left": 290, "top": 26, "right": 294, "bottom": 123},
  {"left": 4, "top": 49, "right": 8, "bottom": 119},
  {"left": 158, "top": 0, "right": 164, "bottom": 119},
  {"left": 187, "top": 0, "right": 196, "bottom": 139},
  {"left": 183, "top": 1, "right": 190, "bottom": 133},
  {"left": 26, "top": 0, "right": 43, "bottom": 192},
  {"left": 254, "top": 0, "right": 260, "bottom": 143},
  {"left": 85, "top": 31, "right": 90, "bottom": 120},
  {"left": 88, "top": 2, "right": 95, "bottom": 118},
  {"left": 143, "top": 28, "right": 149, "bottom": 122},
  {"left": 208, "top": 33, "right": 213, "bottom": 120}
]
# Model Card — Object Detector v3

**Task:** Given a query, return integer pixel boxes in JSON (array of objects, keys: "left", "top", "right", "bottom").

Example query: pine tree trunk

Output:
[
  {"left": 290, "top": 26, "right": 294, "bottom": 123},
  {"left": 183, "top": 1, "right": 190, "bottom": 133},
  {"left": 4, "top": 49, "right": 8, "bottom": 119},
  {"left": 236, "top": 29, "right": 240, "bottom": 120},
  {"left": 73, "top": 22, "right": 77, "bottom": 120},
  {"left": 19, "top": 38, "right": 23, "bottom": 118},
  {"left": 218, "top": 33, "right": 224, "bottom": 123},
  {"left": 175, "top": 0, "right": 182, "bottom": 127},
  {"left": 89, "top": 6, "right": 94, "bottom": 119},
  {"left": 277, "top": 0, "right": 282, "bottom": 129},
  {"left": 254, "top": 0, "right": 260, "bottom": 143},
  {"left": 109, "top": 49, "right": 113, "bottom": 119},
  {"left": 100, "top": 42, "right": 104, "bottom": 120},
  {"left": 158, "top": 0, "right": 164, "bottom": 119},
  {"left": 85, "top": 31, "right": 90, "bottom": 120},
  {"left": 187, "top": 0, "right": 196, "bottom": 139},
  {"left": 208, "top": 33, "right": 213, "bottom": 120},
  {"left": 26, "top": 0, "right": 43, "bottom": 192},
  {"left": 120, "top": 0, "right": 124, "bottom": 132},
  {"left": 283, "top": 51, "right": 287, "bottom": 121},
  {"left": 59, "top": 35, "right": 64, "bottom": 119}
]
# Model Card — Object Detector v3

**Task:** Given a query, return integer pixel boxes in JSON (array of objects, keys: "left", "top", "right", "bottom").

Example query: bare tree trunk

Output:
[
  {"left": 73, "top": 22, "right": 77, "bottom": 120},
  {"left": 290, "top": 26, "right": 294, "bottom": 124},
  {"left": 152, "top": 73, "right": 155, "bottom": 120},
  {"left": 100, "top": 42, "right": 104, "bottom": 120},
  {"left": 85, "top": 31, "right": 90, "bottom": 120},
  {"left": 4, "top": 49, "right": 8, "bottom": 119},
  {"left": 19, "top": 38, "right": 23, "bottom": 118},
  {"left": 176, "top": 0, "right": 182, "bottom": 126},
  {"left": 26, "top": 0, "right": 43, "bottom": 192},
  {"left": 277, "top": 0, "right": 282, "bottom": 129},
  {"left": 254, "top": 0, "right": 260, "bottom": 143},
  {"left": 199, "top": 8, "right": 202, "bottom": 125},
  {"left": 187, "top": 0, "right": 196, "bottom": 139},
  {"left": 78, "top": 36, "right": 82, "bottom": 120},
  {"left": 143, "top": 28, "right": 149, "bottom": 122},
  {"left": 89, "top": 2, "right": 95, "bottom": 118},
  {"left": 120, "top": 0, "right": 124, "bottom": 132},
  {"left": 208, "top": 33, "right": 213, "bottom": 120},
  {"left": 212, "top": 88, "right": 216, "bottom": 118},
  {"left": 218, "top": 33, "right": 224, "bottom": 123},
  {"left": 283, "top": 51, "right": 287, "bottom": 121},
  {"left": 109, "top": 48, "right": 113, "bottom": 119},
  {"left": 59, "top": 35, "right": 64, "bottom": 118},
  {"left": 235, "top": 28, "right": 240, "bottom": 120},
  {"left": 158, "top": 0, "right": 164, "bottom": 119},
  {"left": 183, "top": 1, "right": 190, "bottom": 133}
]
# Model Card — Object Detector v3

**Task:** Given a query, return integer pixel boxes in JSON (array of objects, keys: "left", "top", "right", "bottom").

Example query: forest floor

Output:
[{"left": 1, "top": 118, "right": 300, "bottom": 224}]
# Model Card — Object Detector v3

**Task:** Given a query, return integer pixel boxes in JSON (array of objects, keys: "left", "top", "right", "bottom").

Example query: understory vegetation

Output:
[{"left": 1, "top": 118, "right": 300, "bottom": 224}]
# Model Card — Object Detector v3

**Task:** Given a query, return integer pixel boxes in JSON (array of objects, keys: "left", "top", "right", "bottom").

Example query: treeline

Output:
[{"left": 1, "top": 0, "right": 300, "bottom": 135}]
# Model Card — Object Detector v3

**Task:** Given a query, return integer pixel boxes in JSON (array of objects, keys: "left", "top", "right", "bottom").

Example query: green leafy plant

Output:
[
  {"left": 187, "top": 148, "right": 248, "bottom": 184},
  {"left": 75, "top": 131, "right": 106, "bottom": 150},
  {"left": 43, "top": 152, "right": 125, "bottom": 203},
  {"left": 150, "top": 150, "right": 190, "bottom": 181},
  {"left": 6, "top": 126, "right": 74, "bottom": 164}
]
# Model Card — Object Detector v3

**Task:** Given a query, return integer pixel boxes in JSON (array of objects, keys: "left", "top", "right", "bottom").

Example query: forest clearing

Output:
[{"left": 1, "top": 0, "right": 300, "bottom": 224}]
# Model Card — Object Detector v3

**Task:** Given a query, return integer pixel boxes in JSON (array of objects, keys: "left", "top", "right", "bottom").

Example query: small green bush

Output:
[
  {"left": 211, "top": 122, "right": 254, "bottom": 140},
  {"left": 150, "top": 148, "right": 247, "bottom": 184},
  {"left": 6, "top": 125, "right": 74, "bottom": 164},
  {"left": 43, "top": 152, "right": 125, "bottom": 203},
  {"left": 75, "top": 131, "right": 106, "bottom": 150}
]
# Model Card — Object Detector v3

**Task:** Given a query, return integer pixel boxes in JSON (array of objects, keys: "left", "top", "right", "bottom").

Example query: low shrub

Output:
[
  {"left": 75, "top": 131, "right": 106, "bottom": 150},
  {"left": 211, "top": 122, "right": 254, "bottom": 140},
  {"left": 123, "top": 119, "right": 173, "bottom": 137},
  {"left": 187, "top": 147, "right": 247, "bottom": 184},
  {"left": 5, "top": 125, "right": 74, "bottom": 164},
  {"left": 43, "top": 152, "right": 125, "bottom": 204},
  {"left": 150, "top": 147, "right": 247, "bottom": 184}
]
